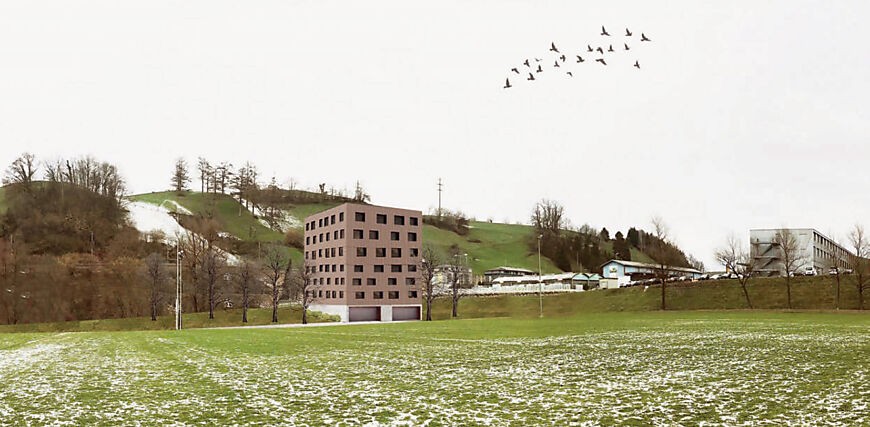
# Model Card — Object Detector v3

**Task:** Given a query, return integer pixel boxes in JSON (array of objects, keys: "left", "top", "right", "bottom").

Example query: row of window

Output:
[
  {"left": 306, "top": 211, "right": 420, "bottom": 232},
  {"left": 307, "top": 247, "right": 345, "bottom": 260},
  {"left": 306, "top": 229, "right": 346, "bottom": 245},
  {"left": 349, "top": 277, "right": 417, "bottom": 286},
  {"left": 310, "top": 290, "right": 419, "bottom": 300},
  {"left": 311, "top": 277, "right": 347, "bottom": 286},
  {"left": 352, "top": 230, "right": 417, "bottom": 242},
  {"left": 307, "top": 212, "right": 345, "bottom": 231},
  {"left": 309, "top": 264, "right": 419, "bottom": 275},
  {"left": 305, "top": 247, "right": 419, "bottom": 260}
]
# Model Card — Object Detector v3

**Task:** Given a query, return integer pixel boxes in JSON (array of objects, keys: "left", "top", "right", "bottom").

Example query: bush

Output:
[{"left": 284, "top": 228, "right": 304, "bottom": 249}]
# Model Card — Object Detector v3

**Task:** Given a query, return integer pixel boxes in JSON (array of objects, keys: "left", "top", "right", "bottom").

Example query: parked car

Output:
[{"left": 804, "top": 267, "right": 817, "bottom": 276}]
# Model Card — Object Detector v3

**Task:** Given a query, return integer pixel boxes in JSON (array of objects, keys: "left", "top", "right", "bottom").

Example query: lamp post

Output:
[
  {"left": 176, "top": 247, "right": 184, "bottom": 330},
  {"left": 537, "top": 234, "right": 543, "bottom": 318}
]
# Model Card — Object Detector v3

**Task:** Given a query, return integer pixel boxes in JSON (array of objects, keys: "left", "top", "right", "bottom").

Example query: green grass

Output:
[{"left": 0, "top": 312, "right": 866, "bottom": 425}]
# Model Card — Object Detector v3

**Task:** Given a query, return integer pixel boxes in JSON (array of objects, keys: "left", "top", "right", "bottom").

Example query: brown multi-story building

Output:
[{"left": 303, "top": 203, "right": 423, "bottom": 322}]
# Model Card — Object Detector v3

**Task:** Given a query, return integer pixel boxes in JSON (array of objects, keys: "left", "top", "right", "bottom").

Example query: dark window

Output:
[
  {"left": 391, "top": 264, "right": 402, "bottom": 273},
  {"left": 304, "top": 251, "right": 309, "bottom": 260},
  {"left": 394, "top": 215, "right": 405, "bottom": 225},
  {"left": 340, "top": 265, "right": 345, "bottom": 272},
  {"left": 376, "top": 248, "right": 386, "bottom": 257},
  {"left": 319, "top": 233, "right": 323, "bottom": 243},
  {"left": 367, "top": 278, "right": 377, "bottom": 286},
  {"left": 406, "top": 277, "right": 416, "bottom": 286},
  {"left": 374, "top": 265, "right": 384, "bottom": 273},
  {"left": 356, "top": 247, "right": 367, "bottom": 257},
  {"left": 327, "top": 278, "right": 331, "bottom": 285},
  {"left": 410, "top": 217, "right": 419, "bottom": 226},
  {"left": 339, "top": 247, "right": 344, "bottom": 256},
  {"left": 311, "top": 252, "right": 316, "bottom": 260},
  {"left": 353, "top": 229, "right": 364, "bottom": 239},
  {"left": 339, "top": 291, "right": 344, "bottom": 298},
  {"left": 409, "top": 291, "right": 418, "bottom": 298},
  {"left": 330, "top": 248, "right": 336, "bottom": 257},
  {"left": 318, "top": 249, "right": 322, "bottom": 257},
  {"left": 334, "top": 230, "right": 338, "bottom": 239},
  {"left": 376, "top": 214, "right": 387, "bottom": 224},
  {"left": 408, "top": 232, "right": 417, "bottom": 242},
  {"left": 331, "top": 264, "right": 337, "bottom": 272},
  {"left": 355, "top": 291, "right": 365, "bottom": 299},
  {"left": 408, "top": 264, "right": 417, "bottom": 272},
  {"left": 339, "top": 212, "right": 344, "bottom": 222},
  {"left": 391, "top": 231, "right": 400, "bottom": 241},
  {"left": 318, "top": 218, "right": 323, "bottom": 227},
  {"left": 340, "top": 229, "right": 345, "bottom": 238},
  {"left": 355, "top": 212, "right": 365, "bottom": 222},
  {"left": 305, "top": 223, "right": 309, "bottom": 231},
  {"left": 318, "top": 290, "right": 323, "bottom": 297},
  {"left": 305, "top": 236, "right": 310, "bottom": 245},
  {"left": 354, "top": 265, "right": 364, "bottom": 273},
  {"left": 391, "top": 248, "right": 402, "bottom": 258},
  {"left": 325, "top": 233, "right": 330, "bottom": 242},
  {"left": 373, "top": 291, "right": 384, "bottom": 299},
  {"left": 410, "top": 248, "right": 419, "bottom": 257},
  {"left": 352, "top": 278, "right": 362, "bottom": 286},
  {"left": 330, "top": 214, "right": 336, "bottom": 225},
  {"left": 388, "top": 278, "right": 397, "bottom": 285},
  {"left": 388, "top": 291, "right": 399, "bottom": 299},
  {"left": 369, "top": 230, "right": 379, "bottom": 240}
]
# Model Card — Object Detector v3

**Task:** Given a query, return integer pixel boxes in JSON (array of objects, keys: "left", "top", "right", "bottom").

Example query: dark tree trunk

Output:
[
  {"left": 451, "top": 295, "right": 458, "bottom": 318},
  {"left": 785, "top": 276, "right": 792, "bottom": 309},
  {"left": 208, "top": 284, "right": 215, "bottom": 320},
  {"left": 740, "top": 281, "right": 753, "bottom": 309},
  {"left": 425, "top": 298, "right": 432, "bottom": 321},
  {"left": 302, "top": 307, "right": 308, "bottom": 325},
  {"left": 271, "top": 300, "right": 278, "bottom": 323},
  {"left": 835, "top": 275, "right": 840, "bottom": 310},
  {"left": 660, "top": 279, "right": 666, "bottom": 310}
]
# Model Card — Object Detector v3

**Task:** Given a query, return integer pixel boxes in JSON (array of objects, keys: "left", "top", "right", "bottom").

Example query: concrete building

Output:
[
  {"left": 600, "top": 259, "right": 703, "bottom": 286},
  {"left": 750, "top": 228, "right": 852, "bottom": 277},
  {"left": 304, "top": 203, "right": 423, "bottom": 322}
]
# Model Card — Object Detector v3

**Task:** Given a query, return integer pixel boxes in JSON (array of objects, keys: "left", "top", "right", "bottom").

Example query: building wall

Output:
[
  {"left": 750, "top": 228, "right": 852, "bottom": 277},
  {"left": 304, "top": 203, "right": 423, "bottom": 318}
]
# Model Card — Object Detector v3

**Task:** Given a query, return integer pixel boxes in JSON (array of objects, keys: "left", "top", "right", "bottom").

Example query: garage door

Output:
[
  {"left": 349, "top": 306, "right": 381, "bottom": 322},
  {"left": 392, "top": 306, "right": 421, "bottom": 321}
]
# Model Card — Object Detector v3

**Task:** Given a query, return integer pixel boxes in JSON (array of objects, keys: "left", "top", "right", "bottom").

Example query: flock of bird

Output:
[{"left": 503, "top": 26, "right": 652, "bottom": 89}]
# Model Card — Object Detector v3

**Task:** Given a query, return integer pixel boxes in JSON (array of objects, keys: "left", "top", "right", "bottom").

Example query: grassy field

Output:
[{"left": 0, "top": 311, "right": 866, "bottom": 425}]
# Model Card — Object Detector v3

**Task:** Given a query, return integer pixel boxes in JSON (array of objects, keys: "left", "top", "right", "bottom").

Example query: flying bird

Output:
[
  {"left": 559, "top": 54, "right": 566, "bottom": 62},
  {"left": 536, "top": 64, "right": 543, "bottom": 73},
  {"left": 554, "top": 60, "right": 560, "bottom": 68},
  {"left": 534, "top": 58, "right": 542, "bottom": 62},
  {"left": 634, "top": 60, "right": 640, "bottom": 69},
  {"left": 596, "top": 46, "right": 604, "bottom": 54},
  {"left": 601, "top": 26, "right": 610, "bottom": 36},
  {"left": 576, "top": 55, "right": 585, "bottom": 63},
  {"left": 511, "top": 68, "right": 519, "bottom": 74},
  {"left": 587, "top": 44, "right": 593, "bottom": 52},
  {"left": 641, "top": 33, "right": 651, "bottom": 41},
  {"left": 566, "top": 71, "right": 573, "bottom": 77},
  {"left": 550, "top": 42, "right": 559, "bottom": 53},
  {"left": 595, "top": 58, "right": 607, "bottom": 65},
  {"left": 503, "top": 78, "right": 512, "bottom": 89},
  {"left": 624, "top": 43, "right": 630, "bottom": 51},
  {"left": 608, "top": 45, "right": 614, "bottom": 52},
  {"left": 523, "top": 59, "right": 530, "bottom": 67},
  {"left": 527, "top": 73, "right": 535, "bottom": 81},
  {"left": 625, "top": 28, "right": 633, "bottom": 36}
]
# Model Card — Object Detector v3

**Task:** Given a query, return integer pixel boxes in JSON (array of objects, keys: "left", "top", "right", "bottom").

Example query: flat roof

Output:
[{"left": 601, "top": 259, "right": 701, "bottom": 274}]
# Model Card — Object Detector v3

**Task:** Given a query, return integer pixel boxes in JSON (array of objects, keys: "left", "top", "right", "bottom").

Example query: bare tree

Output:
[
  {"left": 144, "top": 253, "right": 164, "bottom": 321},
  {"left": 179, "top": 232, "right": 205, "bottom": 312},
  {"left": 171, "top": 158, "right": 190, "bottom": 193},
  {"left": 530, "top": 199, "right": 566, "bottom": 235},
  {"left": 291, "top": 262, "right": 318, "bottom": 324},
  {"left": 419, "top": 245, "right": 443, "bottom": 321},
  {"left": 3, "top": 153, "right": 38, "bottom": 185},
  {"left": 447, "top": 248, "right": 469, "bottom": 318},
  {"left": 263, "top": 246, "right": 292, "bottom": 323},
  {"left": 715, "top": 235, "right": 757, "bottom": 309},
  {"left": 202, "top": 245, "right": 226, "bottom": 320},
  {"left": 848, "top": 225, "right": 869, "bottom": 310},
  {"left": 236, "top": 259, "right": 258, "bottom": 323},
  {"left": 773, "top": 228, "right": 805, "bottom": 309},
  {"left": 824, "top": 238, "right": 847, "bottom": 310},
  {"left": 196, "top": 157, "right": 211, "bottom": 193},
  {"left": 353, "top": 180, "right": 371, "bottom": 203},
  {"left": 648, "top": 216, "right": 675, "bottom": 310}
]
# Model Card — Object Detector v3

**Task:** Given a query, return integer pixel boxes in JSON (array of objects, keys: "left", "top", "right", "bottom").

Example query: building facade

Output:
[
  {"left": 600, "top": 259, "right": 702, "bottom": 286},
  {"left": 482, "top": 266, "right": 536, "bottom": 284},
  {"left": 750, "top": 228, "right": 852, "bottom": 277},
  {"left": 304, "top": 203, "right": 423, "bottom": 322}
]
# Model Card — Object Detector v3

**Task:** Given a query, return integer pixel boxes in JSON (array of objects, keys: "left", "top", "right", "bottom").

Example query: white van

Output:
[{"left": 803, "top": 266, "right": 817, "bottom": 276}]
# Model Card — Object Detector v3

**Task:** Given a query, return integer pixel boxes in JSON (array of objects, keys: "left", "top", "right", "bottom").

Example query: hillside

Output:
[{"left": 0, "top": 185, "right": 6, "bottom": 213}]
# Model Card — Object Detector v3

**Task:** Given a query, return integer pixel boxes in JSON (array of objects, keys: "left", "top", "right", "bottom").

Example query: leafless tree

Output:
[
  {"left": 824, "top": 238, "right": 848, "bottom": 310},
  {"left": 202, "top": 245, "right": 226, "bottom": 320},
  {"left": 419, "top": 245, "right": 443, "bottom": 321},
  {"left": 263, "top": 245, "right": 292, "bottom": 323},
  {"left": 171, "top": 158, "right": 190, "bottom": 193},
  {"left": 179, "top": 232, "right": 205, "bottom": 312},
  {"left": 236, "top": 259, "right": 258, "bottom": 323},
  {"left": 291, "top": 262, "right": 318, "bottom": 324},
  {"left": 196, "top": 157, "right": 211, "bottom": 193},
  {"left": 715, "top": 235, "right": 757, "bottom": 309},
  {"left": 353, "top": 180, "right": 371, "bottom": 203},
  {"left": 3, "top": 153, "right": 38, "bottom": 185},
  {"left": 530, "top": 199, "right": 566, "bottom": 235},
  {"left": 648, "top": 216, "right": 676, "bottom": 310},
  {"left": 848, "top": 224, "right": 869, "bottom": 310},
  {"left": 144, "top": 253, "right": 164, "bottom": 321},
  {"left": 773, "top": 228, "right": 805, "bottom": 309}
]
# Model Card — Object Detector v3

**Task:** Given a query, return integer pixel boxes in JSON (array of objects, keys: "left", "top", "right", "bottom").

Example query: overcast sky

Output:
[{"left": 2, "top": 1, "right": 869, "bottom": 269}]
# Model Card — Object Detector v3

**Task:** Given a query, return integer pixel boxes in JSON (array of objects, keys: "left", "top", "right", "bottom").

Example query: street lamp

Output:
[
  {"left": 537, "top": 234, "right": 543, "bottom": 318},
  {"left": 176, "top": 247, "right": 184, "bottom": 330}
]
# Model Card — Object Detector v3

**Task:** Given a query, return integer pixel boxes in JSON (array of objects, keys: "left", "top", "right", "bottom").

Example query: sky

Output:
[{"left": 2, "top": 0, "right": 870, "bottom": 270}]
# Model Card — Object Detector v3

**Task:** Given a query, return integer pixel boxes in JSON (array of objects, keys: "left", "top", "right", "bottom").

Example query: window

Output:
[
  {"left": 340, "top": 278, "right": 345, "bottom": 285},
  {"left": 376, "top": 214, "right": 387, "bottom": 224},
  {"left": 406, "top": 277, "right": 416, "bottom": 286},
  {"left": 331, "top": 264, "right": 336, "bottom": 272},
  {"left": 339, "top": 247, "right": 344, "bottom": 256},
  {"left": 330, "top": 214, "right": 336, "bottom": 225},
  {"left": 373, "top": 291, "right": 384, "bottom": 299},
  {"left": 355, "top": 291, "right": 365, "bottom": 299},
  {"left": 318, "top": 218, "right": 323, "bottom": 227},
  {"left": 310, "top": 221, "right": 315, "bottom": 230},
  {"left": 354, "top": 265, "right": 364, "bottom": 273},
  {"left": 304, "top": 251, "right": 309, "bottom": 260},
  {"left": 326, "top": 278, "right": 331, "bottom": 285},
  {"left": 391, "top": 248, "right": 402, "bottom": 258},
  {"left": 340, "top": 264, "right": 345, "bottom": 272},
  {"left": 340, "top": 229, "right": 345, "bottom": 238},
  {"left": 339, "top": 212, "right": 344, "bottom": 222},
  {"left": 367, "top": 278, "right": 377, "bottom": 286},
  {"left": 410, "top": 248, "right": 419, "bottom": 257},
  {"left": 326, "top": 233, "right": 330, "bottom": 242},
  {"left": 318, "top": 249, "right": 322, "bottom": 257},
  {"left": 376, "top": 248, "right": 386, "bottom": 257},
  {"left": 318, "top": 265, "right": 324, "bottom": 272},
  {"left": 305, "top": 236, "right": 310, "bottom": 245},
  {"left": 319, "top": 233, "right": 323, "bottom": 243},
  {"left": 311, "top": 252, "right": 316, "bottom": 260},
  {"left": 353, "top": 229, "right": 364, "bottom": 239},
  {"left": 334, "top": 230, "right": 338, "bottom": 239},
  {"left": 388, "top": 278, "right": 397, "bottom": 285},
  {"left": 391, "top": 231, "right": 400, "bottom": 241},
  {"left": 388, "top": 291, "right": 399, "bottom": 299},
  {"left": 374, "top": 265, "right": 384, "bottom": 273},
  {"left": 330, "top": 248, "right": 336, "bottom": 257},
  {"left": 408, "top": 264, "right": 417, "bottom": 272},
  {"left": 356, "top": 247, "right": 367, "bottom": 257},
  {"left": 339, "top": 291, "right": 344, "bottom": 298},
  {"left": 391, "top": 264, "right": 402, "bottom": 273},
  {"left": 369, "top": 230, "right": 379, "bottom": 240},
  {"left": 409, "top": 291, "right": 418, "bottom": 298},
  {"left": 305, "top": 223, "right": 309, "bottom": 231},
  {"left": 408, "top": 232, "right": 417, "bottom": 242},
  {"left": 352, "top": 278, "right": 362, "bottom": 286},
  {"left": 355, "top": 212, "right": 365, "bottom": 222},
  {"left": 410, "top": 217, "right": 419, "bottom": 226},
  {"left": 394, "top": 215, "right": 405, "bottom": 225}
]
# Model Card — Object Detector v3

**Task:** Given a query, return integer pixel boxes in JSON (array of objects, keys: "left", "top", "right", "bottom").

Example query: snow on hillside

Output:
[{"left": 240, "top": 198, "right": 302, "bottom": 233}]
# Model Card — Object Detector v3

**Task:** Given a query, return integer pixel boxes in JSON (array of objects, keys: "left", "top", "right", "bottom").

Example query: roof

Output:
[
  {"left": 493, "top": 272, "right": 575, "bottom": 284},
  {"left": 600, "top": 259, "right": 701, "bottom": 274},
  {"left": 572, "top": 273, "right": 601, "bottom": 281},
  {"left": 484, "top": 266, "right": 535, "bottom": 274}
]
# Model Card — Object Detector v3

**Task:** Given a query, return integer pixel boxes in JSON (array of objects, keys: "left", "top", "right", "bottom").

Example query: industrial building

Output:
[
  {"left": 304, "top": 203, "right": 423, "bottom": 322},
  {"left": 482, "top": 266, "right": 536, "bottom": 284},
  {"left": 749, "top": 228, "right": 852, "bottom": 277},
  {"left": 600, "top": 259, "right": 703, "bottom": 286}
]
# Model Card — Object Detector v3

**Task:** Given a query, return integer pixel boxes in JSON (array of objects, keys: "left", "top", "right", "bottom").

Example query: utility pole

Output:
[
  {"left": 538, "top": 234, "right": 543, "bottom": 318},
  {"left": 176, "top": 247, "right": 184, "bottom": 330},
  {"left": 437, "top": 178, "right": 443, "bottom": 219}
]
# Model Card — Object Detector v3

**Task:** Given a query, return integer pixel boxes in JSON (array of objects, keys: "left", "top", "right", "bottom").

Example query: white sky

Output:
[{"left": 2, "top": 1, "right": 870, "bottom": 269}]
